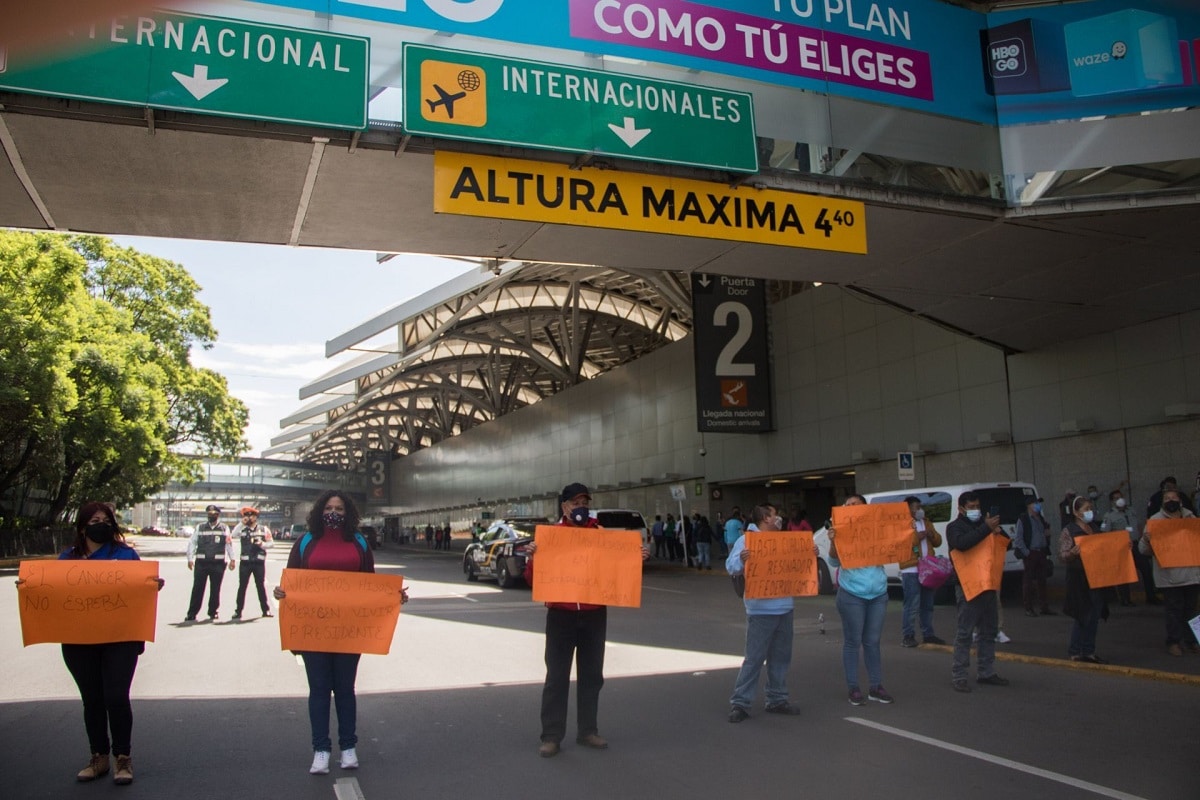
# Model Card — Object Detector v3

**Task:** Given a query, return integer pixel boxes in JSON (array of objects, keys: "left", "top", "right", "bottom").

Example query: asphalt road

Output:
[{"left": 1, "top": 537, "right": 1195, "bottom": 800}]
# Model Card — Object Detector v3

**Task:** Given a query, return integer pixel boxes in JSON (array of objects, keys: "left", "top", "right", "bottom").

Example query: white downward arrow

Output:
[
  {"left": 698, "top": 274, "right": 711, "bottom": 288},
  {"left": 171, "top": 64, "right": 228, "bottom": 101},
  {"left": 608, "top": 117, "right": 650, "bottom": 148}
]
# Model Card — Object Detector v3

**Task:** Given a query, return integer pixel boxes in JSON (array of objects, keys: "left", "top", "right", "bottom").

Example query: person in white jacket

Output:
[
  {"left": 1139, "top": 489, "right": 1200, "bottom": 656},
  {"left": 231, "top": 506, "right": 273, "bottom": 620}
]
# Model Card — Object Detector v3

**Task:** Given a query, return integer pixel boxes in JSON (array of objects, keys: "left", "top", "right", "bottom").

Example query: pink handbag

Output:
[{"left": 917, "top": 555, "right": 954, "bottom": 589}]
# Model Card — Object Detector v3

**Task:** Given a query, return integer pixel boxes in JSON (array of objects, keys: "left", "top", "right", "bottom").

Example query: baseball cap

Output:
[
  {"left": 205, "top": 504, "right": 221, "bottom": 513},
  {"left": 560, "top": 482, "right": 591, "bottom": 504}
]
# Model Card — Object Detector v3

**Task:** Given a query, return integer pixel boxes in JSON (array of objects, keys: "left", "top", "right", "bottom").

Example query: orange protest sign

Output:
[
  {"left": 949, "top": 534, "right": 1007, "bottom": 602},
  {"left": 830, "top": 503, "right": 913, "bottom": 568},
  {"left": 1145, "top": 518, "right": 1200, "bottom": 569},
  {"left": 743, "top": 531, "right": 818, "bottom": 599},
  {"left": 530, "top": 526, "right": 643, "bottom": 608},
  {"left": 278, "top": 569, "right": 404, "bottom": 656},
  {"left": 17, "top": 560, "right": 159, "bottom": 646},
  {"left": 1076, "top": 531, "right": 1137, "bottom": 589}
]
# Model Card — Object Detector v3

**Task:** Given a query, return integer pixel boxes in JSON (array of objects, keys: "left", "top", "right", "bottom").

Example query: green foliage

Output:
[{"left": 0, "top": 232, "right": 249, "bottom": 542}]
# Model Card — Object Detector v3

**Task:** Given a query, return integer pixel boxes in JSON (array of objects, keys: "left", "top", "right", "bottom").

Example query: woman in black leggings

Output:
[{"left": 55, "top": 502, "right": 162, "bottom": 785}]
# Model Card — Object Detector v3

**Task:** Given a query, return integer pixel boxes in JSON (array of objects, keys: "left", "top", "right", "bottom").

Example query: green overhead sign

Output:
[
  {"left": 0, "top": 11, "right": 369, "bottom": 130},
  {"left": 403, "top": 44, "right": 758, "bottom": 174}
]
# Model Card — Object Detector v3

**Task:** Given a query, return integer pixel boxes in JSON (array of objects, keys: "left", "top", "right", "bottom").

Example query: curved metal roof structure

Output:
[{"left": 269, "top": 261, "right": 693, "bottom": 467}]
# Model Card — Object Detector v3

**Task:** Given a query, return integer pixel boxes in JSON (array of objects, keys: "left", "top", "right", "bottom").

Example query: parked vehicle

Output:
[
  {"left": 360, "top": 525, "right": 381, "bottom": 549},
  {"left": 812, "top": 482, "right": 1039, "bottom": 597},
  {"left": 462, "top": 518, "right": 546, "bottom": 588},
  {"left": 592, "top": 509, "right": 649, "bottom": 543}
]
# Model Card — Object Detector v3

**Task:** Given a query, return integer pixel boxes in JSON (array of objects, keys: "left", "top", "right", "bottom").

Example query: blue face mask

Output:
[
  {"left": 1032, "top": 503, "right": 1042, "bottom": 513},
  {"left": 568, "top": 506, "right": 590, "bottom": 526},
  {"left": 965, "top": 509, "right": 982, "bottom": 522}
]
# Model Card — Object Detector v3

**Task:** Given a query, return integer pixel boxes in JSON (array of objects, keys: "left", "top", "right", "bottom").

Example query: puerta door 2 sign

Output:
[{"left": 691, "top": 273, "right": 773, "bottom": 434}]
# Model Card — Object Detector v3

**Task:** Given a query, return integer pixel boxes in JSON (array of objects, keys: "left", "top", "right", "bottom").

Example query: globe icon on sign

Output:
[{"left": 457, "top": 70, "right": 481, "bottom": 92}]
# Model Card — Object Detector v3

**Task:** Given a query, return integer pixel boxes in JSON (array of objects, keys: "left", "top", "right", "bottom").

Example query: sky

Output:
[{"left": 112, "top": 236, "right": 477, "bottom": 458}]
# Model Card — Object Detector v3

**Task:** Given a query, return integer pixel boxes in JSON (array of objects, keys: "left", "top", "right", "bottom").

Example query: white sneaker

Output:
[
  {"left": 339, "top": 748, "right": 359, "bottom": 770},
  {"left": 310, "top": 751, "right": 330, "bottom": 775},
  {"left": 997, "top": 631, "right": 1012, "bottom": 644}
]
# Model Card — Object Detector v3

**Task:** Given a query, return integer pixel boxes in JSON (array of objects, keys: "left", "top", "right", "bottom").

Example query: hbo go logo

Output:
[{"left": 989, "top": 38, "right": 1026, "bottom": 77}]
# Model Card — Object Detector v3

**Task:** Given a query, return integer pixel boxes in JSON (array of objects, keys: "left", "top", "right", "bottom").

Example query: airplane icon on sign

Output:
[{"left": 425, "top": 83, "right": 467, "bottom": 118}]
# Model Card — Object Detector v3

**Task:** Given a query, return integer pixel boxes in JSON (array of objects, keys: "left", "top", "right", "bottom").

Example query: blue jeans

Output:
[
  {"left": 696, "top": 542, "right": 711, "bottom": 568},
  {"left": 730, "top": 611, "right": 793, "bottom": 709},
  {"left": 1068, "top": 589, "right": 1103, "bottom": 657},
  {"left": 900, "top": 572, "right": 936, "bottom": 639},
  {"left": 302, "top": 652, "right": 361, "bottom": 752},
  {"left": 836, "top": 590, "right": 887, "bottom": 689}
]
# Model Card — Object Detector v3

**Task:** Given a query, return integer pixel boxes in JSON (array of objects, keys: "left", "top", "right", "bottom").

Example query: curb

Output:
[{"left": 918, "top": 643, "right": 1200, "bottom": 686}]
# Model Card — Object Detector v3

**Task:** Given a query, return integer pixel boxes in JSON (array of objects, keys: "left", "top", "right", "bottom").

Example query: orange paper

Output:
[
  {"left": 830, "top": 503, "right": 913, "bottom": 568},
  {"left": 278, "top": 569, "right": 404, "bottom": 656},
  {"left": 743, "top": 531, "right": 818, "bottom": 598},
  {"left": 17, "top": 560, "right": 159, "bottom": 646},
  {"left": 1145, "top": 518, "right": 1200, "bottom": 569},
  {"left": 949, "top": 534, "right": 1008, "bottom": 602},
  {"left": 1076, "top": 531, "right": 1138, "bottom": 589},
  {"left": 530, "top": 526, "right": 643, "bottom": 608}
]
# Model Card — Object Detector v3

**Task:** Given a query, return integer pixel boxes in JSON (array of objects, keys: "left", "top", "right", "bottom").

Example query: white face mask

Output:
[
  {"left": 1082, "top": 510, "right": 1094, "bottom": 523},
  {"left": 965, "top": 509, "right": 982, "bottom": 522},
  {"left": 1115, "top": 498, "right": 1126, "bottom": 509},
  {"left": 913, "top": 509, "right": 925, "bottom": 520}
]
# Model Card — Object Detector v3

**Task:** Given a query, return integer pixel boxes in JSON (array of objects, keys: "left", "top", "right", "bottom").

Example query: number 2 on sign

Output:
[{"left": 714, "top": 301, "right": 755, "bottom": 377}]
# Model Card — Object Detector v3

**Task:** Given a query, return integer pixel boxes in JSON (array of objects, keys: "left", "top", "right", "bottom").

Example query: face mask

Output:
[
  {"left": 207, "top": 514, "right": 218, "bottom": 523},
  {"left": 913, "top": 509, "right": 925, "bottom": 521},
  {"left": 568, "top": 506, "right": 590, "bottom": 526},
  {"left": 323, "top": 511, "right": 346, "bottom": 529},
  {"left": 1088, "top": 491, "right": 1099, "bottom": 500},
  {"left": 965, "top": 509, "right": 982, "bottom": 522},
  {"left": 1163, "top": 500, "right": 1182, "bottom": 514},
  {"left": 1032, "top": 503, "right": 1042, "bottom": 513},
  {"left": 1115, "top": 498, "right": 1126, "bottom": 509},
  {"left": 85, "top": 522, "right": 115, "bottom": 544},
  {"left": 1082, "top": 510, "right": 1094, "bottom": 523}
]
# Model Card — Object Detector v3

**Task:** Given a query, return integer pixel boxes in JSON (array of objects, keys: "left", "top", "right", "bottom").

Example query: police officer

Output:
[
  {"left": 185, "top": 504, "right": 234, "bottom": 621},
  {"left": 232, "top": 506, "right": 273, "bottom": 620}
]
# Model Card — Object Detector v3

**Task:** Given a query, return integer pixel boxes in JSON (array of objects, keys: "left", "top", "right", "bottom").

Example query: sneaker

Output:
[
  {"left": 113, "top": 755, "right": 133, "bottom": 785},
  {"left": 977, "top": 674, "right": 1010, "bottom": 686},
  {"left": 576, "top": 733, "right": 608, "bottom": 749},
  {"left": 262, "top": 610, "right": 274, "bottom": 618},
  {"left": 848, "top": 687, "right": 866, "bottom": 706},
  {"left": 310, "top": 751, "right": 331, "bottom": 775},
  {"left": 868, "top": 686, "right": 894, "bottom": 704},
  {"left": 996, "top": 631, "right": 1012, "bottom": 644},
  {"left": 728, "top": 706, "right": 750, "bottom": 723},
  {"left": 77, "top": 753, "right": 110, "bottom": 782},
  {"left": 952, "top": 679, "right": 972, "bottom": 693},
  {"left": 339, "top": 748, "right": 359, "bottom": 769},
  {"left": 901, "top": 636, "right": 918, "bottom": 648},
  {"left": 183, "top": 615, "right": 196, "bottom": 622},
  {"left": 764, "top": 702, "right": 802, "bottom": 715},
  {"left": 538, "top": 741, "right": 560, "bottom": 758},
  {"left": 231, "top": 611, "right": 242, "bottom": 620},
  {"left": 208, "top": 612, "right": 218, "bottom": 620},
  {"left": 923, "top": 635, "right": 946, "bottom": 645}
]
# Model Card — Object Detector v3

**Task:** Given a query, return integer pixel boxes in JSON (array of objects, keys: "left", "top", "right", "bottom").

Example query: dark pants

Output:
[
  {"left": 1069, "top": 589, "right": 1103, "bottom": 657},
  {"left": 62, "top": 642, "right": 142, "bottom": 757},
  {"left": 1162, "top": 584, "right": 1200, "bottom": 646},
  {"left": 302, "top": 652, "right": 361, "bottom": 752},
  {"left": 653, "top": 536, "right": 666, "bottom": 558},
  {"left": 1022, "top": 550, "right": 1051, "bottom": 612},
  {"left": 187, "top": 559, "right": 227, "bottom": 618},
  {"left": 541, "top": 607, "right": 606, "bottom": 744},
  {"left": 1135, "top": 550, "right": 1158, "bottom": 602},
  {"left": 235, "top": 560, "right": 269, "bottom": 615},
  {"left": 952, "top": 587, "right": 998, "bottom": 682}
]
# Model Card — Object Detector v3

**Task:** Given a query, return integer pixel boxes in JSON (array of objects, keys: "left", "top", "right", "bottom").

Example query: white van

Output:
[
  {"left": 591, "top": 509, "right": 650, "bottom": 544},
  {"left": 812, "top": 482, "right": 1039, "bottom": 595}
]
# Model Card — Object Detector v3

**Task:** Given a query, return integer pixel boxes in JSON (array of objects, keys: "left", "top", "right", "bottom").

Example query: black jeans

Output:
[
  {"left": 1162, "top": 584, "right": 1200, "bottom": 646},
  {"left": 62, "top": 642, "right": 142, "bottom": 756},
  {"left": 187, "top": 560, "right": 227, "bottom": 617},
  {"left": 235, "top": 560, "right": 269, "bottom": 615},
  {"left": 540, "top": 607, "right": 606, "bottom": 743},
  {"left": 1021, "top": 550, "right": 1051, "bottom": 611}
]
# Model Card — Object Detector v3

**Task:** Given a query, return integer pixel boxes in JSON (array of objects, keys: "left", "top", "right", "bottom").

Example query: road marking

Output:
[
  {"left": 845, "top": 717, "right": 1147, "bottom": 800},
  {"left": 334, "top": 776, "right": 366, "bottom": 800}
]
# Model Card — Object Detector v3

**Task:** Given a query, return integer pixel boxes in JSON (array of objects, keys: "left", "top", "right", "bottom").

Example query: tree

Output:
[{"left": 0, "top": 232, "right": 249, "bottom": 541}]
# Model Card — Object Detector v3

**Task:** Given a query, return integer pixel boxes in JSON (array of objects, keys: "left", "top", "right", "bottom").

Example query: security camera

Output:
[{"left": 699, "top": 447, "right": 707, "bottom": 457}]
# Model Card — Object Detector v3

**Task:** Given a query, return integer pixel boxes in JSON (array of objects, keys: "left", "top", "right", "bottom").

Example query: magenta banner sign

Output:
[{"left": 569, "top": 0, "right": 933, "bottom": 101}]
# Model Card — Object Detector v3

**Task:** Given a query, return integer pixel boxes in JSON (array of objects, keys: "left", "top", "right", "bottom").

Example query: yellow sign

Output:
[
  {"left": 433, "top": 151, "right": 867, "bottom": 253},
  {"left": 420, "top": 59, "right": 487, "bottom": 127}
]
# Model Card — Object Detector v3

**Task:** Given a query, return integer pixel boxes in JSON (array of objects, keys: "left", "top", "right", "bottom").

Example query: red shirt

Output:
[{"left": 305, "top": 532, "right": 364, "bottom": 572}]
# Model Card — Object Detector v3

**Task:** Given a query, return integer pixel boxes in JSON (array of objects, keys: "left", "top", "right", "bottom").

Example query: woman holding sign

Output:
[
  {"left": 273, "top": 490, "right": 408, "bottom": 775},
  {"left": 827, "top": 495, "right": 893, "bottom": 706},
  {"left": 57, "top": 501, "right": 162, "bottom": 786},
  {"left": 1139, "top": 489, "right": 1200, "bottom": 656},
  {"left": 1060, "top": 495, "right": 1108, "bottom": 664}
]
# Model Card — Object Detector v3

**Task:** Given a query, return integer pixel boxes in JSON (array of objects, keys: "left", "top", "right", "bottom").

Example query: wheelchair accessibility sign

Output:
[{"left": 898, "top": 452, "right": 915, "bottom": 481}]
